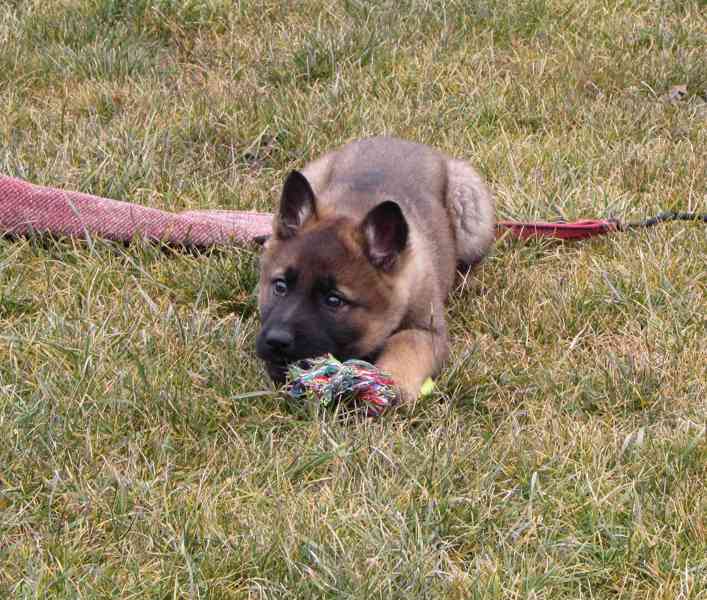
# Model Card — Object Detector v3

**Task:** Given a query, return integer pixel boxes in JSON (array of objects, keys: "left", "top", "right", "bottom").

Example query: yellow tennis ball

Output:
[{"left": 419, "top": 377, "right": 435, "bottom": 397}]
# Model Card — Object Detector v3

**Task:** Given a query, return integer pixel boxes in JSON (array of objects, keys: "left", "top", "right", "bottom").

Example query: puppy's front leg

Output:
[{"left": 375, "top": 325, "right": 449, "bottom": 403}]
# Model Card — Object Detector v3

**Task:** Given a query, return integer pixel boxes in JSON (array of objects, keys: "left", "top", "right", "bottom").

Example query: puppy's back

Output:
[{"left": 301, "top": 136, "right": 494, "bottom": 285}]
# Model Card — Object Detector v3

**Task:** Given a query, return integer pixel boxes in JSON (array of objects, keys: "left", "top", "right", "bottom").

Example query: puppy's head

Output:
[{"left": 256, "top": 170, "right": 409, "bottom": 383}]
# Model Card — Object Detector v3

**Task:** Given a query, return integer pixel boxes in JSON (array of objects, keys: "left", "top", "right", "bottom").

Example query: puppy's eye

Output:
[
  {"left": 323, "top": 293, "right": 346, "bottom": 309},
  {"left": 272, "top": 279, "right": 288, "bottom": 296}
]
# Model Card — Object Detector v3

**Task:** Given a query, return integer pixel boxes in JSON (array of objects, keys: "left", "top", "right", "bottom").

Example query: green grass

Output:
[{"left": 1, "top": 1, "right": 705, "bottom": 597}]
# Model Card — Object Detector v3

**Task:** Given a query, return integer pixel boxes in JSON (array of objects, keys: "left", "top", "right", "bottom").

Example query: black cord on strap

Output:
[{"left": 621, "top": 211, "right": 707, "bottom": 230}]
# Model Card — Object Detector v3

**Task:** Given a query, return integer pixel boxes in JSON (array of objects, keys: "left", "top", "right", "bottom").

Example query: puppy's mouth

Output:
[
  {"left": 264, "top": 361, "right": 290, "bottom": 385},
  {"left": 264, "top": 356, "right": 325, "bottom": 386}
]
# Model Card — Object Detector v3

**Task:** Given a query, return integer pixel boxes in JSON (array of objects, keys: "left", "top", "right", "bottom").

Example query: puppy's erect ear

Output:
[
  {"left": 276, "top": 170, "right": 317, "bottom": 239},
  {"left": 361, "top": 201, "right": 408, "bottom": 271}
]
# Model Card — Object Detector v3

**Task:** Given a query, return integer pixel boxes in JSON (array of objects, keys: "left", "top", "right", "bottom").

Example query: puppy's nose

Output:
[{"left": 265, "top": 328, "right": 294, "bottom": 354}]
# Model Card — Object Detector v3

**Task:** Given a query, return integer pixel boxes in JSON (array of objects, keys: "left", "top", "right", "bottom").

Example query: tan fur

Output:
[{"left": 258, "top": 137, "right": 495, "bottom": 402}]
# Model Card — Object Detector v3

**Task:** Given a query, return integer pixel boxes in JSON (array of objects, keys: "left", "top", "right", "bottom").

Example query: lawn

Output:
[{"left": 0, "top": 0, "right": 705, "bottom": 598}]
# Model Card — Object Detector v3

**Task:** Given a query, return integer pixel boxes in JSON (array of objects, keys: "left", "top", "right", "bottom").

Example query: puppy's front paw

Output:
[
  {"left": 375, "top": 363, "right": 424, "bottom": 407},
  {"left": 373, "top": 327, "right": 446, "bottom": 410}
]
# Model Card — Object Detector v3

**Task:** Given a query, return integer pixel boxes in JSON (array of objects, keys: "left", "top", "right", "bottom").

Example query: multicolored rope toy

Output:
[{"left": 286, "top": 355, "right": 399, "bottom": 417}]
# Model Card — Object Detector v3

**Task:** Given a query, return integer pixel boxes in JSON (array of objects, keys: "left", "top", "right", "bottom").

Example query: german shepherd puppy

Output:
[{"left": 256, "top": 137, "right": 495, "bottom": 402}]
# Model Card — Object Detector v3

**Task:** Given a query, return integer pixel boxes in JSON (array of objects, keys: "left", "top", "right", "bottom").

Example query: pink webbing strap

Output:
[
  {"left": 496, "top": 219, "right": 618, "bottom": 240},
  {"left": 1, "top": 174, "right": 622, "bottom": 246},
  {"left": 0, "top": 175, "right": 272, "bottom": 247}
]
